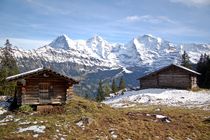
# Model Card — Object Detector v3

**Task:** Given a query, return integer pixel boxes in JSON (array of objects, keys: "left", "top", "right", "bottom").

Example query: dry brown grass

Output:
[{"left": 0, "top": 95, "right": 210, "bottom": 140}]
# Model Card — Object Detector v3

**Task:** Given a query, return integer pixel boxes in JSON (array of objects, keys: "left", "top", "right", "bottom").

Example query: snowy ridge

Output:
[{"left": 10, "top": 34, "right": 210, "bottom": 71}]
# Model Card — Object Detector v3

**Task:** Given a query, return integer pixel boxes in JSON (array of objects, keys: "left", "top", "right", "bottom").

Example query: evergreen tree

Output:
[
  {"left": 119, "top": 77, "right": 126, "bottom": 90},
  {"left": 0, "top": 39, "right": 19, "bottom": 95},
  {"left": 103, "top": 83, "right": 111, "bottom": 97},
  {"left": 196, "top": 53, "right": 210, "bottom": 88},
  {"left": 204, "top": 57, "right": 210, "bottom": 88},
  {"left": 96, "top": 80, "right": 105, "bottom": 102},
  {"left": 181, "top": 51, "right": 192, "bottom": 69},
  {"left": 84, "top": 93, "right": 89, "bottom": 99},
  {"left": 111, "top": 79, "right": 118, "bottom": 93}
]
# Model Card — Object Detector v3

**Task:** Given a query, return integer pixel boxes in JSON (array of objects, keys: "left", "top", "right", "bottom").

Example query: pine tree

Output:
[
  {"left": 111, "top": 79, "right": 118, "bottom": 93},
  {"left": 85, "top": 93, "right": 89, "bottom": 99},
  {"left": 0, "top": 39, "right": 19, "bottom": 95},
  {"left": 103, "top": 83, "right": 111, "bottom": 97},
  {"left": 204, "top": 57, "right": 210, "bottom": 88},
  {"left": 196, "top": 53, "right": 210, "bottom": 88},
  {"left": 119, "top": 77, "right": 126, "bottom": 90},
  {"left": 181, "top": 51, "right": 192, "bottom": 69},
  {"left": 96, "top": 80, "right": 105, "bottom": 102}
]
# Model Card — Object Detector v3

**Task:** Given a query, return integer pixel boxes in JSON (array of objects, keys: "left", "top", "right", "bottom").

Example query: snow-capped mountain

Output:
[
  {"left": 2, "top": 34, "right": 210, "bottom": 97},
  {"left": 11, "top": 34, "right": 210, "bottom": 71}
]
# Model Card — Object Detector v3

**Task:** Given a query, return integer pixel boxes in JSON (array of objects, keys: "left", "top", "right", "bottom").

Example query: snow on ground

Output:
[
  {"left": 0, "top": 96, "right": 13, "bottom": 115},
  {"left": 0, "top": 115, "right": 14, "bottom": 123},
  {"left": 18, "top": 125, "right": 46, "bottom": 133},
  {"left": 0, "top": 107, "right": 7, "bottom": 115},
  {"left": 103, "top": 88, "right": 210, "bottom": 109}
]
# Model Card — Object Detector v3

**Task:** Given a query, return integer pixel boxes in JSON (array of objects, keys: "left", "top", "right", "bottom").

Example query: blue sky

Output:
[{"left": 0, "top": 0, "right": 210, "bottom": 49}]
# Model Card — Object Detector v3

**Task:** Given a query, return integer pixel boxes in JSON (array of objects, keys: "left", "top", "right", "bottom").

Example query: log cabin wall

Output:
[
  {"left": 139, "top": 65, "right": 199, "bottom": 89},
  {"left": 158, "top": 66, "right": 191, "bottom": 89},
  {"left": 20, "top": 72, "right": 70, "bottom": 105},
  {"left": 140, "top": 74, "right": 158, "bottom": 89}
]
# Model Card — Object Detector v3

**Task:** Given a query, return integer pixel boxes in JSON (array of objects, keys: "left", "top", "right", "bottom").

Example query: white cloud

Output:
[
  {"left": 125, "top": 15, "right": 141, "bottom": 22},
  {"left": 0, "top": 37, "right": 50, "bottom": 50},
  {"left": 125, "top": 15, "right": 175, "bottom": 24},
  {"left": 170, "top": 0, "right": 210, "bottom": 7}
]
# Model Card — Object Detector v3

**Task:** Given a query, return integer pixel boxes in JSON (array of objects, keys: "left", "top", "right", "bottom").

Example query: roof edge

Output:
[
  {"left": 138, "top": 64, "right": 201, "bottom": 80},
  {"left": 6, "top": 67, "right": 79, "bottom": 84}
]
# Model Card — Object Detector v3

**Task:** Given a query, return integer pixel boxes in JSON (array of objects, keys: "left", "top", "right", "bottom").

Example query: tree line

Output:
[
  {"left": 0, "top": 39, "right": 19, "bottom": 95},
  {"left": 96, "top": 77, "right": 126, "bottom": 102},
  {"left": 181, "top": 50, "right": 210, "bottom": 89}
]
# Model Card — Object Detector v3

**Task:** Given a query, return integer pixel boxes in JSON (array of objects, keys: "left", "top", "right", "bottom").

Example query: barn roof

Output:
[
  {"left": 138, "top": 64, "right": 201, "bottom": 80},
  {"left": 6, "top": 67, "right": 79, "bottom": 84}
]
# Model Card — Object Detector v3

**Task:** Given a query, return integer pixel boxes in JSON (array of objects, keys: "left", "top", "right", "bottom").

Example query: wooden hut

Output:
[
  {"left": 138, "top": 64, "right": 201, "bottom": 89},
  {"left": 6, "top": 67, "right": 78, "bottom": 106}
]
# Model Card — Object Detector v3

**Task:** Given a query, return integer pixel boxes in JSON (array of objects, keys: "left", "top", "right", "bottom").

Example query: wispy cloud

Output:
[
  {"left": 125, "top": 15, "right": 176, "bottom": 24},
  {"left": 125, "top": 15, "right": 140, "bottom": 22},
  {"left": 170, "top": 0, "right": 210, "bottom": 7},
  {"left": 24, "top": 0, "right": 71, "bottom": 15},
  {"left": 0, "top": 37, "right": 50, "bottom": 50}
]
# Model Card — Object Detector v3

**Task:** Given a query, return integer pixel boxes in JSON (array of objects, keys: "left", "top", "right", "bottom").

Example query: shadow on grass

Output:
[{"left": 203, "top": 117, "right": 210, "bottom": 124}]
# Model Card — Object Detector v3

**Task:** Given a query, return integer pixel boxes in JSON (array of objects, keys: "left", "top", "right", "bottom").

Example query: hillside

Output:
[{"left": 0, "top": 95, "right": 210, "bottom": 140}]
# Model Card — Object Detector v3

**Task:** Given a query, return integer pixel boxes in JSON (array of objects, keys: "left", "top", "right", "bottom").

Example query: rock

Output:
[
  {"left": 33, "top": 121, "right": 38, "bottom": 124},
  {"left": 75, "top": 117, "right": 93, "bottom": 129},
  {"left": 109, "top": 128, "right": 118, "bottom": 139},
  {"left": 154, "top": 114, "right": 171, "bottom": 123},
  {"left": 0, "top": 107, "right": 7, "bottom": 115},
  {"left": 19, "top": 121, "right": 31, "bottom": 125},
  {"left": 0, "top": 115, "right": 14, "bottom": 123},
  {"left": 14, "top": 118, "right": 20, "bottom": 122},
  {"left": 155, "top": 108, "right": 161, "bottom": 112},
  {"left": 33, "top": 134, "right": 39, "bottom": 138},
  {"left": 167, "top": 137, "right": 174, "bottom": 140},
  {"left": 111, "top": 134, "right": 118, "bottom": 139}
]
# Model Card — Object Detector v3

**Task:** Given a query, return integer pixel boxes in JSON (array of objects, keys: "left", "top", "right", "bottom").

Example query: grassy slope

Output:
[{"left": 0, "top": 95, "right": 210, "bottom": 140}]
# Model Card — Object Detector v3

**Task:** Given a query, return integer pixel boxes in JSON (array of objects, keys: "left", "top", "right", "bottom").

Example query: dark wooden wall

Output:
[
  {"left": 140, "top": 66, "right": 198, "bottom": 89},
  {"left": 16, "top": 72, "right": 72, "bottom": 105},
  {"left": 140, "top": 74, "right": 158, "bottom": 89}
]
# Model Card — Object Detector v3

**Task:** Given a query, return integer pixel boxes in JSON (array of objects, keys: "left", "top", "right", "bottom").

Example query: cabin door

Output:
[{"left": 39, "top": 83, "right": 50, "bottom": 104}]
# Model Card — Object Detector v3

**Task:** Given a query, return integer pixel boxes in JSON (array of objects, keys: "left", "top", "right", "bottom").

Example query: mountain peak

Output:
[
  {"left": 49, "top": 34, "right": 74, "bottom": 50},
  {"left": 87, "top": 35, "right": 107, "bottom": 43},
  {"left": 139, "top": 34, "right": 163, "bottom": 45},
  {"left": 142, "top": 34, "right": 157, "bottom": 38}
]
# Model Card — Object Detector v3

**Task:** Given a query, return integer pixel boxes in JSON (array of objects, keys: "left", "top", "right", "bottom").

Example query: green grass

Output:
[{"left": 0, "top": 95, "right": 210, "bottom": 140}]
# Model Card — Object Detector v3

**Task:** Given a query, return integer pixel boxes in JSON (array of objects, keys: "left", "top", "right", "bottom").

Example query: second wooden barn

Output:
[{"left": 138, "top": 64, "right": 201, "bottom": 89}]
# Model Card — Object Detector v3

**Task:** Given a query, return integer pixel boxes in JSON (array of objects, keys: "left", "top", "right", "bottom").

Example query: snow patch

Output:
[
  {"left": 103, "top": 88, "right": 210, "bottom": 109},
  {"left": 122, "top": 67, "right": 133, "bottom": 73},
  {"left": 18, "top": 125, "right": 46, "bottom": 133},
  {"left": 0, "top": 107, "right": 7, "bottom": 115},
  {"left": 0, "top": 115, "right": 14, "bottom": 123}
]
